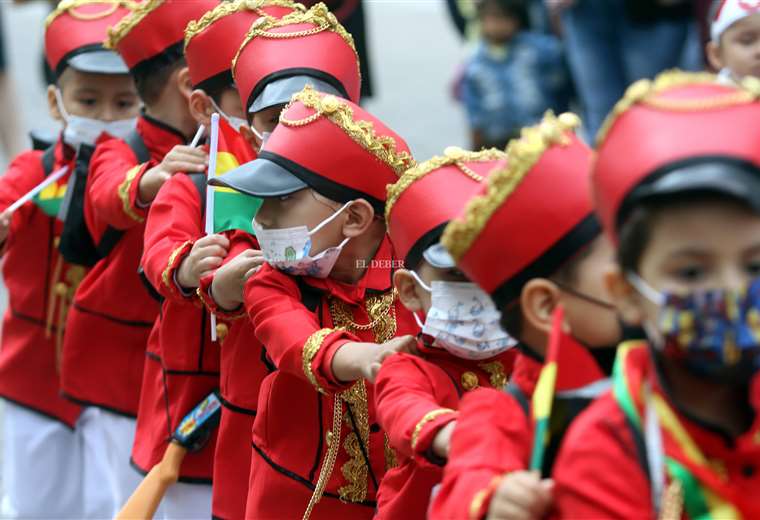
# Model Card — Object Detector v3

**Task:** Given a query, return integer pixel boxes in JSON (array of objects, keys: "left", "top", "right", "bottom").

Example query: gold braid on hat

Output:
[
  {"left": 279, "top": 84, "right": 415, "bottom": 176},
  {"left": 232, "top": 2, "right": 359, "bottom": 83},
  {"left": 442, "top": 111, "right": 581, "bottom": 263},
  {"left": 596, "top": 69, "right": 760, "bottom": 147},
  {"left": 104, "top": 0, "right": 165, "bottom": 49},
  {"left": 184, "top": 0, "right": 305, "bottom": 49},
  {"left": 385, "top": 147, "right": 506, "bottom": 224},
  {"left": 45, "top": 0, "right": 137, "bottom": 29}
]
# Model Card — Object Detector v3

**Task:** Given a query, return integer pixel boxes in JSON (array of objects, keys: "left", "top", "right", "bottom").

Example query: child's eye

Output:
[
  {"left": 78, "top": 98, "right": 97, "bottom": 107},
  {"left": 117, "top": 99, "right": 136, "bottom": 110},
  {"left": 745, "top": 260, "right": 760, "bottom": 276},
  {"left": 673, "top": 265, "right": 705, "bottom": 282},
  {"left": 277, "top": 194, "right": 291, "bottom": 202}
]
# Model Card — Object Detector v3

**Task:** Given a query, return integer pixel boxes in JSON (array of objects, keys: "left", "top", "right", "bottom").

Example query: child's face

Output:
[
  {"left": 189, "top": 86, "right": 244, "bottom": 128},
  {"left": 255, "top": 188, "right": 347, "bottom": 256},
  {"left": 708, "top": 13, "right": 760, "bottom": 79},
  {"left": 479, "top": 5, "right": 520, "bottom": 45},
  {"left": 615, "top": 199, "right": 760, "bottom": 327},
  {"left": 559, "top": 235, "right": 621, "bottom": 348},
  {"left": 241, "top": 103, "right": 286, "bottom": 150},
  {"left": 395, "top": 261, "right": 469, "bottom": 314},
  {"left": 49, "top": 68, "right": 140, "bottom": 122}
]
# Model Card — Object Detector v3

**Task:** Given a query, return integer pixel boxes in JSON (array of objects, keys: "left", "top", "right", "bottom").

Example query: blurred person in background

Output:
[
  {"left": 460, "top": 0, "right": 572, "bottom": 150},
  {"left": 549, "top": 0, "right": 698, "bottom": 140}
]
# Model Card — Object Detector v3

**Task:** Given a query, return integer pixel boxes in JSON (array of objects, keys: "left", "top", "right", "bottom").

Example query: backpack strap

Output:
[
  {"left": 40, "top": 144, "right": 56, "bottom": 177},
  {"left": 504, "top": 381, "right": 530, "bottom": 416},
  {"left": 187, "top": 172, "right": 207, "bottom": 216},
  {"left": 124, "top": 129, "right": 150, "bottom": 164}
]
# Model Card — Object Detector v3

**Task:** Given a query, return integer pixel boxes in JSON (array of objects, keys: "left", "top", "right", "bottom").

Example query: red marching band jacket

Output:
[
  {"left": 61, "top": 115, "right": 181, "bottom": 416},
  {"left": 131, "top": 171, "right": 227, "bottom": 482},
  {"left": 243, "top": 237, "right": 418, "bottom": 519},
  {"left": 197, "top": 230, "right": 274, "bottom": 520},
  {"left": 0, "top": 140, "right": 82, "bottom": 427},
  {"left": 373, "top": 344, "right": 516, "bottom": 520}
]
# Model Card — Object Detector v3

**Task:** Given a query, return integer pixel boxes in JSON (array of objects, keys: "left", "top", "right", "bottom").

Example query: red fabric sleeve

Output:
[
  {"left": 374, "top": 353, "right": 458, "bottom": 464},
  {"left": 429, "top": 388, "right": 532, "bottom": 520},
  {"left": 0, "top": 151, "right": 45, "bottom": 248},
  {"left": 141, "top": 173, "right": 204, "bottom": 303},
  {"left": 244, "top": 264, "right": 358, "bottom": 393},
  {"left": 552, "top": 393, "right": 653, "bottom": 519},
  {"left": 88, "top": 137, "right": 152, "bottom": 230},
  {"left": 197, "top": 230, "right": 258, "bottom": 320}
]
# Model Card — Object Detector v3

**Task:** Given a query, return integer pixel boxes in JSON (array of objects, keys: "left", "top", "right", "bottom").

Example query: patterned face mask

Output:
[{"left": 628, "top": 272, "right": 760, "bottom": 381}]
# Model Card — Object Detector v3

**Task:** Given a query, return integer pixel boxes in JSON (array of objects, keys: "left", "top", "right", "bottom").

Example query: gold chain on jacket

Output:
[{"left": 303, "top": 288, "right": 398, "bottom": 518}]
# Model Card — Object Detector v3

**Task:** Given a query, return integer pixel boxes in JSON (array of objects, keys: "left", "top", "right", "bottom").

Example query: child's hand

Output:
[
  {"left": 487, "top": 471, "right": 554, "bottom": 520},
  {"left": 331, "top": 335, "right": 418, "bottom": 383},
  {"left": 432, "top": 420, "right": 456, "bottom": 459},
  {"left": 138, "top": 145, "right": 208, "bottom": 204},
  {"left": 0, "top": 209, "right": 11, "bottom": 243},
  {"left": 210, "top": 249, "right": 265, "bottom": 310},
  {"left": 176, "top": 234, "right": 229, "bottom": 290}
]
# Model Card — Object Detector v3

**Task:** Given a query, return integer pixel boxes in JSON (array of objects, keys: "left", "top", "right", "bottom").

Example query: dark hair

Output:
[
  {"left": 477, "top": 0, "right": 530, "bottom": 28},
  {"left": 133, "top": 57, "right": 186, "bottom": 106},
  {"left": 617, "top": 192, "right": 754, "bottom": 274},
  {"left": 498, "top": 242, "right": 595, "bottom": 339}
]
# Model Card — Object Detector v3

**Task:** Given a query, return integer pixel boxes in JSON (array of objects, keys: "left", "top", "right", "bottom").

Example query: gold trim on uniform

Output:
[
  {"left": 161, "top": 240, "right": 192, "bottom": 291},
  {"left": 117, "top": 164, "right": 147, "bottom": 223},
  {"left": 302, "top": 328, "right": 334, "bottom": 395},
  {"left": 385, "top": 147, "right": 506, "bottom": 223},
  {"left": 184, "top": 0, "right": 305, "bottom": 48},
  {"left": 105, "top": 0, "right": 163, "bottom": 49},
  {"left": 595, "top": 70, "right": 760, "bottom": 146},
  {"left": 441, "top": 111, "right": 580, "bottom": 263},
  {"left": 469, "top": 475, "right": 503, "bottom": 520},
  {"left": 478, "top": 361, "right": 507, "bottom": 389},
  {"left": 410, "top": 408, "right": 456, "bottom": 451},
  {"left": 338, "top": 381, "right": 370, "bottom": 503},
  {"left": 384, "top": 433, "right": 398, "bottom": 470},
  {"left": 280, "top": 85, "right": 416, "bottom": 177},
  {"left": 233, "top": 2, "right": 358, "bottom": 82},
  {"left": 45, "top": 0, "right": 136, "bottom": 28}
]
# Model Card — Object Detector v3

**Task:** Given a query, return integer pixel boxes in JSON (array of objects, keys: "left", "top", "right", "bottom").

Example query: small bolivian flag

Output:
[
  {"left": 32, "top": 175, "right": 68, "bottom": 218},
  {"left": 529, "top": 305, "right": 564, "bottom": 471},
  {"left": 211, "top": 117, "right": 261, "bottom": 234}
]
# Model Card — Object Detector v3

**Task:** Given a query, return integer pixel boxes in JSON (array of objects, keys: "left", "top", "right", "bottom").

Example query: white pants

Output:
[
  {"left": 79, "top": 406, "right": 142, "bottom": 517},
  {"left": 161, "top": 483, "right": 212, "bottom": 520},
  {"left": 1, "top": 401, "right": 83, "bottom": 519}
]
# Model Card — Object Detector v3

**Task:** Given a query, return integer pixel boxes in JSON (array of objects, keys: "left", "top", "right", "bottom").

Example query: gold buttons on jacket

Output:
[
  {"left": 461, "top": 371, "right": 479, "bottom": 391},
  {"left": 215, "top": 322, "right": 229, "bottom": 343}
]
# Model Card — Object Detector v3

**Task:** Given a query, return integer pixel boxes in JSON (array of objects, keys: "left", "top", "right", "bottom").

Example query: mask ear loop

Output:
[
  {"left": 308, "top": 201, "right": 353, "bottom": 236},
  {"left": 54, "top": 88, "right": 71, "bottom": 122},
  {"left": 626, "top": 272, "right": 666, "bottom": 306},
  {"left": 409, "top": 270, "right": 432, "bottom": 293}
]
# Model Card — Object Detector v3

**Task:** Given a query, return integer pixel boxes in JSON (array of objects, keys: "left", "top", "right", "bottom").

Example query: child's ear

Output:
[
  {"left": 342, "top": 198, "right": 375, "bottom": 237},
  {"left": 394, "top": 269, "right": 424, "bottom": 313},
  {"left": 605, "top": 266, "right": 644, "bottom": 326},
  {"left": 706, "top": 40, "right": 724, "bottom": 72},
  {"left": 47, "top": 84, "right": 63, "bottom": 122},
  {"left": 520, "top": 278, "right": 560, "bottom": 336},
  {"left": 188, "top": 89, "right": 212, "bottom": 127},
  {"left": 175, "top": 66, "right": 193, "bottom": 101}
]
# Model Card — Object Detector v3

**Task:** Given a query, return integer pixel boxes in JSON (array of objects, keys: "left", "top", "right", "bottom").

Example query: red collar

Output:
[{"left": 137, "top": 113, "right": 187, "bottom": 159}]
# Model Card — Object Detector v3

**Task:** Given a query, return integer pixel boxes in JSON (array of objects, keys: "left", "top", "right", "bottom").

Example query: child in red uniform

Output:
[
  {"left": 430, "top": 112, "right": 623, "bottom": 520},
  {"left": 373, "top": 147, "right": 517, "bottom": 519},
  {"left": 60, "top": 0, "right": 214, "bottom": 514},
  {"left": 707, "top": 0, "right": 760, "bottom": 83},
  {"left": 0, "top": 2, "right": 139, "bottom": 517},
  {"left": 209, "top": 86, "right": 418, "bottom": 519},
  {"left": 553, "top": 72, "right": 760, "bottom": 519},
  {"left": 195, "top": 4, "right": 365, "bottom": 518},
  {"left": 132, "top": 2, "right": 299, "bottom": 518}
]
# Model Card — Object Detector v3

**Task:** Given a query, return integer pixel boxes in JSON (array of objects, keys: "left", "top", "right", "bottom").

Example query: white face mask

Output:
[
  {"left": 55, "top": 88, "right": 136, "bottom": 149},
  {"left": 209, "top": 98, "right": 247, "bottom": 133},
  {"left": 250, "top": 125, "right": 272, "bottom": 151},
  {"left": 411, "top": 271, "right": 516, "bottom": 360},
  {"left": 251, "top": 201, "right": 352, "bottom": 279}
]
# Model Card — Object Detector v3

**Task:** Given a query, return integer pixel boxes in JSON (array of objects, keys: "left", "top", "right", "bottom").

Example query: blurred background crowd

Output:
[{"left": 0, "top": 0, "right": 713, "bottom": 163}]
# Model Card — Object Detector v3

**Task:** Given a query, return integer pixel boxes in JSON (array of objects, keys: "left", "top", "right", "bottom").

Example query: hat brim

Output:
[
  {"left": 249, "top": 75, "right": 342, "bottom": 113},
  {"left": 208, "top": 157, "right": 308, "bottom": 198},
  {"left": 423, "top": 243, "right": 456, "bottom": 269},
  {"left": 67, "top": 49, "right": 129, "bottom": 75},
  {"left": 626, "top": 158, "right": 760, "bottom": 217}
]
